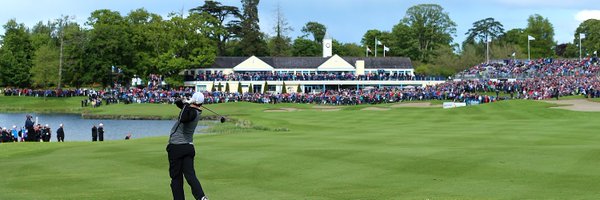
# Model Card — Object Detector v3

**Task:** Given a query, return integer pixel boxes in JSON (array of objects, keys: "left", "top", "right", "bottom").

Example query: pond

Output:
[{"left": 0, "top": 113, "right": 207, "bottom": 141}]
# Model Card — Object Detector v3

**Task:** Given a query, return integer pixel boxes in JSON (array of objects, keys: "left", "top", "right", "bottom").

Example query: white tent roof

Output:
[
  {"left": 233, "top": 56, "right": 274, "bottom": 71},
  {"left": 317, "top": 55, "right": 355, "bottom": 71}
]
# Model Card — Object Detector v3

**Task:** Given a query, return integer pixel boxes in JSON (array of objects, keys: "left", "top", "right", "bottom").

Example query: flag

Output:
[
  {"left": 511, "top": 52, "right": 516, "bottom": 57},
  {"left": 580, "top": 33, "right": 586, "bottom": 39},
  {"left": 528, "top": 35, "right": 535, "bottom": 41},
  {"left": 367, "top": 46, "right": 372, "bottom": 53},
  {"left": 384, "top": 46, "right": 390, "bottom": 52},
  {"left": 595, "top": 51, "right": 597, "bottom": 55},
  {"left": 487, "top": 38, "right": 492, "bottom": 43},
  {"left": 377, "top": 40, "right": 382, "bottom": 45}
]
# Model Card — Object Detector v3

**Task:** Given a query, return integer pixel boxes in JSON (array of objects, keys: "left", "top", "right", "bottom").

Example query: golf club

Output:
[{"left": 201, "top": 105, "right": 226, "bottom": 123}]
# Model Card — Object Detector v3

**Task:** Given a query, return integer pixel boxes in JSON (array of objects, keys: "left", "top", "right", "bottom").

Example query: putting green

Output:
[{"left": 1, "top": 100, "right": 600, "bottom": 199}]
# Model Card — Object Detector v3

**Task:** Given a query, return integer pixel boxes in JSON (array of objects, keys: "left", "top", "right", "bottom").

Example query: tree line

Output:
[
  {"left": 1, "top": 1, "right": 599, "bottom": 88},
  {"left": 363, "top": 4, "right": 600, "bottom": 76}
]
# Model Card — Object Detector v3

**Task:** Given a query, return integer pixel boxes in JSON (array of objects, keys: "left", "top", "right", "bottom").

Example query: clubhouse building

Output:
[{"left": 184, "top": 37, "right": 445, "bottom": 93}]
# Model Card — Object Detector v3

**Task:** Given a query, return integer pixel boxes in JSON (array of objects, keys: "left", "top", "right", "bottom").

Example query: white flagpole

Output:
[
  {"left": 528, "top": 38, "right": 531, "bottom": 61},
  {"left": 579, "top": 35, "right": 582, "bottom": 61},
  {"left": 486, "top": 37, "right": 490, "bottom": 63},
  {"left": 374, "top": 37, "right": 377, "bottom": 57}
]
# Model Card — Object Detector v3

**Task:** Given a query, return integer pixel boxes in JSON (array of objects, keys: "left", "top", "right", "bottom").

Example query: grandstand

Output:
[{"left": 184, "top": 40, "right": 446, "bottom": 93}]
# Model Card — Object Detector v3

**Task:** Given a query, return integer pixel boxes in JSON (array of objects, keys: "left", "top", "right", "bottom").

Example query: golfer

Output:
[{"left": 167, "top": 92, "right": 208, "bottom": 200}]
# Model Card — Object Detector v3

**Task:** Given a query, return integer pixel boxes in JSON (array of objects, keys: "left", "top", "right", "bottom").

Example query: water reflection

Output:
[{"left": 0, "top": 113, "right": 206, "bottom": 141}]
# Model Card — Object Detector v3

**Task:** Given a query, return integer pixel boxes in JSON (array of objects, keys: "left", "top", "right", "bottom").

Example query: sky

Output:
[{"left": 1, "top": 0, "right": 600, "bottom": 47}]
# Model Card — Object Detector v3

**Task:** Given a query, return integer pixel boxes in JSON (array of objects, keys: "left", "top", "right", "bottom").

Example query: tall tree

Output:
[
  {"left": 85, "top": 9, "right": 132, "bottom": 86},
  {"left": 361, "top": 30, "right": 382, "bottom": 47},
  {"left": 574, "top": 19, "right": 600, "bottom": 57},
  {"left": 463, "top": 18, "right": 504, "bottom": 61},
  {"left": 190, "top": 0, "right": 241, "bottom": 56},
  {"left": 465, "top": 18, "right": 504, "bottom": 45},
  {"left": 498, "top": 28, "right": 526, "bottom": 46},
  {"left": 390, "top": 23, "right": 419, "bottom": 59},
  {"left": 154, "top": 12, "right": 217, "bottom": 84},
  {"left": 61, "top": 22, "right": 89, "bottom": 87},
  {"left": 0, "top": 19, "right": 34, "bottom": 87},
  {"left": 126, "top": 9, "right": 164, "bottom": 79},
  {"left": 54, "top": 15, "right": 76, "bottom": 89},
  {"left": 31, "top": 44, "right": 59, "bottom": 88},
  {"left": 301, "top": 21, "right": 326, "bottom": 43},
  {"left": 396, "top": 4, "right": 456, "bottom": 62},
  {"left": 291, "top": 37, "right": 319, "bottom": 56},
  {"left": 361, "top": 30, "right": 391, "bottom": 56},
  {"left": 238, "top": 0, "right": 268, "bottom": 56},
  {"left": 30, "top": 21, "right": 56, "bottom": 49},
  {"left": 525, "top": 14, "right": 555, "bottom": 58},
  {"left": 269, "top": 4, "right": 292, "bottom": 56},
  {"left": 333, "top": 40, "right": 364, "bottom": 57}
]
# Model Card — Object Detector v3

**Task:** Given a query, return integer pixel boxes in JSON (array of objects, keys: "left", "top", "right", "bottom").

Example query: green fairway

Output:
[{"left": 2, "top": 100, "right": 600, "bottom": 199}]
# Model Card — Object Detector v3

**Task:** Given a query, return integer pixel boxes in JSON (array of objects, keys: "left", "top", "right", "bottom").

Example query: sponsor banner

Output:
[{"left": 443, "top": 102, "right": 467, "bottom": 109}]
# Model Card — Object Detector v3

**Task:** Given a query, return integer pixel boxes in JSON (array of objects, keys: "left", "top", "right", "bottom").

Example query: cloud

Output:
[{"left": 575, "top": 10, "right": 600, "bottom": 22}]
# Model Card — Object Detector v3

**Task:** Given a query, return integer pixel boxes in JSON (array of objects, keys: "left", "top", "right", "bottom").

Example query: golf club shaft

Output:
[{"left": 201, "top": 105, "right": 222, "bottom": 117}]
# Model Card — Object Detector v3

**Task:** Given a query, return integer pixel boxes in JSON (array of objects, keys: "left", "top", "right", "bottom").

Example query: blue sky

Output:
[{"left": 1, "top": 0, "right": 600, "bottom": 47}]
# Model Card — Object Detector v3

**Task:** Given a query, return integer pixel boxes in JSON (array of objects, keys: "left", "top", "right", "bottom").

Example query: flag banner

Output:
[
  {"left": 595, "top": 51, "right": 597, "bottom": 55},
  {"left": 384, "top": 46, "right": 390, "bottom": 52},
  {"left": 367, "top": 47, "right": 372, "bottom": 53},
  {"left": 528, "top": 35, "right": 535, "bottom": 40},
  {"left": 511, "top": 52, "right": 516, "bottom": 57},
  {"left": 377, "top": 40, "right": 382, "bottom": 45},
  {"left": 580, "top": 33, "right": 586, "bottom": 39}
]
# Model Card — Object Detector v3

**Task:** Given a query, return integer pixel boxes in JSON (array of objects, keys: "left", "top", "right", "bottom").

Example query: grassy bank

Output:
[
  {"left": 0, "top": 96, "right": 86, "bottom": 113},
  {"left": 2, "top": 100, "right": 600, "bottom": 199}
]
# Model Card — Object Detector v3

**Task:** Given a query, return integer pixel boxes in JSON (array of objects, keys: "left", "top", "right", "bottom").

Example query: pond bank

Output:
[{"left": 82, "top": 113, "right": 225, "bottom": 121}]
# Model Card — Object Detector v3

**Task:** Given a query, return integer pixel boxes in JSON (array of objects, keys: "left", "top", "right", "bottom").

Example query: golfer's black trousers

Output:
[{"left": 167, "top": 144, "right": 205, "bottom": 200}]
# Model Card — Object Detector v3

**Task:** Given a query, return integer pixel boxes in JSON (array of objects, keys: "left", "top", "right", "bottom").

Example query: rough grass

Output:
[{"left": 2, "top": 100, "right": 600, "bottom": 199}]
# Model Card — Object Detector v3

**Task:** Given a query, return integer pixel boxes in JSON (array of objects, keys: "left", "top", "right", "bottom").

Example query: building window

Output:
[{"left": 196, "top": 85, "right": 207, "bottom": 92}]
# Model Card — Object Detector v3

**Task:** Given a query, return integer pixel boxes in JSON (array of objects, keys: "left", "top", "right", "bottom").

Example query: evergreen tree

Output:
[
  {"left": 263, "top": 81, "right": 268, "bottom": 93},
  {"left": 238, "top": 0, "right": 267, "bottom": 56}
]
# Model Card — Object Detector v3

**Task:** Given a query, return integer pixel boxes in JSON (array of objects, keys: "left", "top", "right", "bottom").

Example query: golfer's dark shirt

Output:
[{"left": 168, "top": 101, "right": 201, "bottom": 144}]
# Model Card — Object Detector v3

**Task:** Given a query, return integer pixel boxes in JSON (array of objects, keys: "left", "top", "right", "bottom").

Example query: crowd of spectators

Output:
[
  {"left": 197, "top": 88, "right": 499, "bottom": 105},
  {"left": 455, "top": 58, "right": 599, "bottom": 79},
  {"left": 188, "top": 71, "right": 445, "bottom": 82},
  {"left": 0, "top": 124, "right": 53, "bottom": 143},
  {"left": 2, "top": 59, "right": 600, "bottom": 106},
  {"left": 3, "top": 88, "right": 88, "bottom": 97}
]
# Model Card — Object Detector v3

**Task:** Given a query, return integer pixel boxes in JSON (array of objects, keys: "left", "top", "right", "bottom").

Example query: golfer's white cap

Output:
[{"left": 189, "top": 92, "right": 204, "bottom": 104}]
